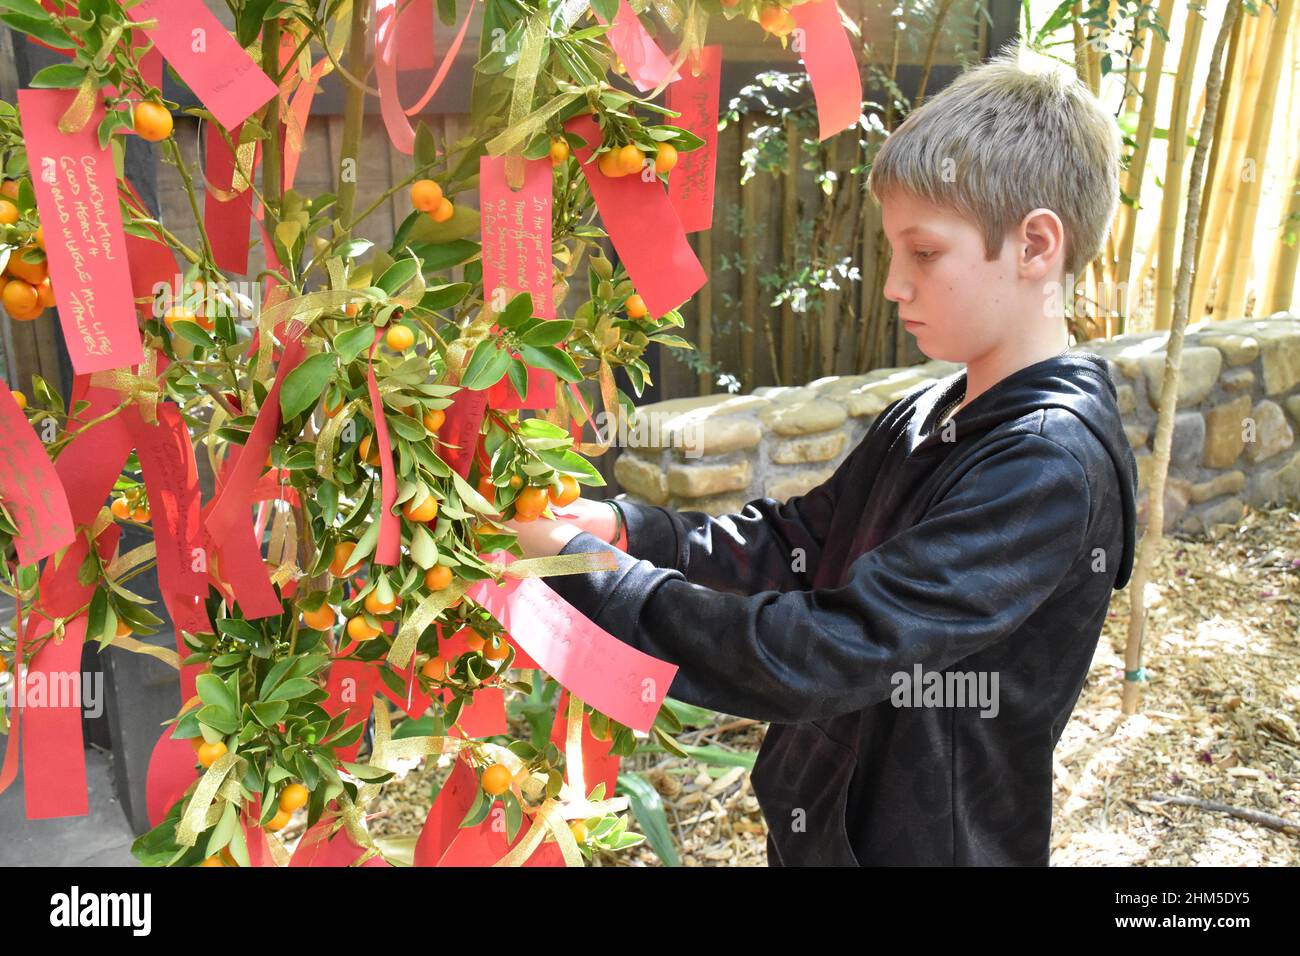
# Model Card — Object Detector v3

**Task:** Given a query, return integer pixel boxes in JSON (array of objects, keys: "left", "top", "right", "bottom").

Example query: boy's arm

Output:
[
  {"left": 606, "top": 422, "right": 881, "bottom": 594},
  {"left": 546, "top": 435, "right": 1094, "bottom": 724}
]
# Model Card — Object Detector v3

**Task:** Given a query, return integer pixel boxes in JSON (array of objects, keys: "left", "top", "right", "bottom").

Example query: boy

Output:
[{"left": 508, "top": 52, "right": 1139, "bottom": 866}]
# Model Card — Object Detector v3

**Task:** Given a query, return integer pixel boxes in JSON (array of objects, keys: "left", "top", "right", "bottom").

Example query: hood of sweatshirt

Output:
[{"left": 907, "top": 351, "right": 1139, "bottom": 590}]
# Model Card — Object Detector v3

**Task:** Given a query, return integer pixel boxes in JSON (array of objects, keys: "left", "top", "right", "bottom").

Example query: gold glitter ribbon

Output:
[
  {"left": 176, "top": 750, "right": 244, "bottom": 847},
  {"left": 387, "top": 551, "right": 618, "bottom": 670},
  {"left": 105, "top": 542, "right": 155, "bottom": 580},
  {"left": 110, "top": 636, "right": 181, "bottom": 670},
  {"left": 313, "top": 397, "right": 367, "bottom": 482},
  {"left": 503, "top": 10, "right": 551, "bottom": 189},
  {"left": 90, "top": 349, "right": 161, "bottom": 424},
  {"left": 253, "top": 289, "right": 376, "bottom": 393}
]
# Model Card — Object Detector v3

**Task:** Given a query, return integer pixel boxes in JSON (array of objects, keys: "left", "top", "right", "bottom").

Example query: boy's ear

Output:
[{"left": 1017, "top": 208, "right": 1066, "bottom": 282}]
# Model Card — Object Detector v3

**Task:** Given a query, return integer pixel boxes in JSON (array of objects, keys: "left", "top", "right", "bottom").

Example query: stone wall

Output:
[{"left": 612, "top": 316, "right": 1300, "bottom": 535}]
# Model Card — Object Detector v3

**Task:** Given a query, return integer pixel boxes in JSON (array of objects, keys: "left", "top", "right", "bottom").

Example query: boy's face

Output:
[{"left": 879, "top": 189, "right": 1064, "bottom": 365}]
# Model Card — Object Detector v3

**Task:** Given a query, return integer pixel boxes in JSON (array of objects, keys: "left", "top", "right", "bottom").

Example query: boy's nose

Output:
[{"left": 882, "top": 258, "right": 912, "bottom": 304}]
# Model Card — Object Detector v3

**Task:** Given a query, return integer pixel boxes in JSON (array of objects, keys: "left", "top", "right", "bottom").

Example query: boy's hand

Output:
[{"left": 504, "top": 514, "right": 585, "bottom": 558}]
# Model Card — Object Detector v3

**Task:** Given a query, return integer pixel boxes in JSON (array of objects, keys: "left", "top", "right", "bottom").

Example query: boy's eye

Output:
[{"left": 913, "top": 250, "right": 937, "bottom": 261}]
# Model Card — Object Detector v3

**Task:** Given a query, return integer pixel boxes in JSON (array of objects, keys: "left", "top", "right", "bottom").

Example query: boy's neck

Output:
[{"left": 955, "top": 326, "right": 1071, "bottom": 414}]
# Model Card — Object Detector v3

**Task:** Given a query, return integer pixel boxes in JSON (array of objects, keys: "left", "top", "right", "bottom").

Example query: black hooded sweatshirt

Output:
[{"left": 547, "top": 352, "right": 1139, "bottom": 866}]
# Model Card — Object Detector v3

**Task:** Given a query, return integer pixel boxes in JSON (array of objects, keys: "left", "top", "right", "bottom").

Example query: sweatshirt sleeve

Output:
[
  {"left": 607, "top": 424, "right": 874, "bottom": 595},
  {"left": 545, "top": 435, "right": 1092, "bottom": 724}
]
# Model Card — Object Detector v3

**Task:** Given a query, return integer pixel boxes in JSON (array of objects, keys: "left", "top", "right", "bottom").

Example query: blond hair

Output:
[{"left": 866, "top": 49, "right": 1120, "bottom": 280}]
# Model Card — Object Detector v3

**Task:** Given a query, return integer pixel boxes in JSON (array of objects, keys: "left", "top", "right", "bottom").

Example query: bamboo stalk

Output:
[
  {"left": 1123, "top": 0, "right": 1241, "bottom": 716},
  {"left": 1263, "top": 146, "right": 1300, "bottom": 315},
  {"left": 697, "top": 228, "right": 713, "bottom": 396},
  {"left": 1213, "top": 0, "right": 1296, "bottom": 322},
  {"left": 915, "top": 0, "right": 957, "bottom": 109},
  {"left": 779, "top": 116, "right": 797, "bottom": 385},
  {"left": 1115, "top": 0, "right": 1177, "bottom": 332},
  {"left": 1262, "top": 24, "right": 1300, "bottom": 314},
  {"left": 1110, "top": 10, "right": 1149, "bottom": 256},
  {"left": 1154, "top": 2, "right": 1205, "bottom": 331},
  {"left": 739, "top": 114, "right": 758, "bottom": 391},
  {"left": 1192, "top": 8, "right": 1244, "bottom": 271},
  {"left": 1196, "top": 7, "right": 1268, "bottom": 321}
]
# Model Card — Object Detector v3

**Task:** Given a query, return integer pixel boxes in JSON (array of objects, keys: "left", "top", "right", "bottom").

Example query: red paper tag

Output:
[
  {"left": 21, "top": 615, "right": 90, "bottom": 819},
  {"left": 17, "top": 89, "right": 145, "bottom": 374},
  {"left": 323, "top": 663, "right": 383, "bottom": 763},
  {"left": 399, "top": 0, "right": 436, "bottom": 70},
  {"left": 375, "top": 0, "right": 477, "bottom": 152},
  {"left": 57, "top": 375, "right": 135, "bottom": 529},
  {"left": 163, "top": 590, "right": 208, "bottom": 701},
  {"left": 131, "top": 0, "right": 278, "bottom": 131},
  {"left": 145, "top": 728, "right": 199, "bottom": 828},
  {"left": 442, "top": 685, "right": 507, "bottom": 739},
  {"left": 666, "top": 44, "right": 722, "bottom": 233},
  {"left": 0, "top": 394, "right": 74, "bottom": 564},
  {"left": 465, "top": 572, "right": 676, "bottom": 732},
  {"left": 594, "top": 0, "right": 679, "bottom": 93},
  {"left": 564, "top": 114, "right": 706, "bottom": 317},
  {"left": 366, "top": 333, "right": 401, "bottom": 566},
  {"left": 480, "top": 155, "right": 555, "bottom": 319},
  {"left": 438, "top": 388, "right": 488, "bottom": 478},
  {"left": 204, "top": 122, "right": 255, "bottom": 274},
  {"left": 791, "top": 0, "right": 862, "bottom": 140},
  {"left": 127, "top": 400, "right": 205, "bottom": 598},
  {"left": 204, "top": 337, "right": 307, "bottom": 618}
]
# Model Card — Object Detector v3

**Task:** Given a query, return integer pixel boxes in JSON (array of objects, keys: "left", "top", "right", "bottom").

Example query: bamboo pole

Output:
[
  {"left": 1214, "top": 0, "right": 1296, "bottom": 321},
  {"left": 1189, "top": 6, "right": 1252, "bottom": 321},
  {"left": 696, "top": 228, "right": 713, "bottom": 395},
  {"left": 780, "top": 116, "right": 797, "bottom": 385},
  {"left": 1110, "top": 12, "right": 1151, "bottom": 288},
  {"left": 1124, "top": 0, "right": 1241, "bottom": 716},
  {"left": 1154, "top": 2, "right": 1205, "bottom": 330},
  {"left": 1264, "top": 150, "right": 1300, "bottom": 315},
  {"left": 915, "top": 0, "right": 958, "bottom": 108},
  {"left": 1115, "top": 0, "right": 1178, "bottom": 333},
  {"left": 1262, "top": 24, "right": 1300, "bottom": 314},
  {"left": 739, "top": 114, "right": 758, "bottom": 391}
]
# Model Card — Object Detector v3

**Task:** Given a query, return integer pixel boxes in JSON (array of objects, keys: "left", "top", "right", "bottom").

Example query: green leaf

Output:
[
  {"left": 497, "top": 292, "right": 533, "bottom": 329},
  {"left": 418, "top": 282, "right": 471, "bottom": 312},
  {"left": 262, "top": 678, "right": 318, "bottom": 703},
  {"left": 590, "top": 0, "right": 619, "bottom": 24},
  {"left": 506, "top": 357, "right": 529, "bottom": 403},
  {"left": 279, "top": 352, "right": 336, "bottom": 420},
  {"left": 408, "top": 523, "right": 438, "bottom": 569},
  {"left": 520, "top": 319, "right": 573, "bottom": 347},
  {"left": 616, "top": 773, "right": 678, "bottom": 865},
  {"left": 170, "top": 321, "right": 215, "bottom": 348},
  {"left": 196, "top": 673, "right": 236, "bottom": 713},
  {"left": 518, "top": 344, "right": 582, "bottom": 383},
  {"left": 460, "top": 340, "right": 511, "bottom": 391},
  {"left": 29, "top": 63, "right": 87, "bottom": 89},
  {"left": 409, "top": 239, "right": 480, "bottom": 272},
  {"left": 249, "top": 700, "right": 289, "bottom": 727},
  {"left": 196, "top": 704, "right": 239, "bottom": 735},
  {"left": 334, "top": 324, "right": 376, "bottom": 363},
  {"left": 407, "top": 204, "right": 481, "bottom": 244},
  {"left": 376, "top": 256, "right": 421, "bottom": 295}
]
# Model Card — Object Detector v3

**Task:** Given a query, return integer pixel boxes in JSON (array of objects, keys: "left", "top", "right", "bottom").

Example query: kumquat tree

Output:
[{"left": 0, "top": 0, "right": 862, "bottom": 867}]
